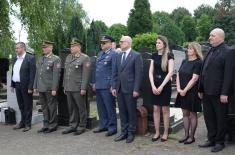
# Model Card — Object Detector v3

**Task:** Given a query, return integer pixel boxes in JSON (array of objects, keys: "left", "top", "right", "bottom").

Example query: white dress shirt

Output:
[
  {"left": 122, "top": 48, "right": 131, "bottom": 61},
  {"left": 12, "top": 52, "right": 26, "bottom": 82}
]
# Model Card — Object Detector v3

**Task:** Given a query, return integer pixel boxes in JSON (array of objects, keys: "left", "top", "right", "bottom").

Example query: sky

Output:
[{"left": 12, "top": 0, "right": 218, "bottom": 43}]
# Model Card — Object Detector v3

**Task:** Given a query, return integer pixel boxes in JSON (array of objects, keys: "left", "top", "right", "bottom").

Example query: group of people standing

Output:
[{"left": 10, "top": 27, "right": 235, "bottom": 153}]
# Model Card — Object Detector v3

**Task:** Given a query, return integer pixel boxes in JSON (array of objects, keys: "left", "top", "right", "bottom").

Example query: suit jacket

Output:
[
  {"left": 199, "top": 43, "right": 235, "bottom": 96},
  {"left": 11, "top": 53, "right": 36, "bottom": 90},
  {"left": 112, "top": 49, "right": 143, "bottom": 94},
  {"left": 92, "top": 48, "right": 116, "bottom": 89}
]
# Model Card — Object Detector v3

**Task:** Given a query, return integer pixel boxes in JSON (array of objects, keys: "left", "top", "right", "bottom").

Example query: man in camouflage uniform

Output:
[
  {"left": 62, "top": 38, "right": 91, "bottom": 136},
  {"left": 34, "top": 41, "right": 61, "bottom": 133}
]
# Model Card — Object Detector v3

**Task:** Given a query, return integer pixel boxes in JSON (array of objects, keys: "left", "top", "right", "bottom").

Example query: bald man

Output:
[
  {"left": 198, "top": 28, "right": 235, "bottom": 152},
  {"left": 112, "top": 36, "right": 143, "bottom": 143}
]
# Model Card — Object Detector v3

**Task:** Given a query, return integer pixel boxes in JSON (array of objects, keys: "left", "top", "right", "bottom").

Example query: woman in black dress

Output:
[
  {"left": 149, "top": 35, "right": 174, "bottom": 142},
  {"left": 175, "top": 42, "right": 203, "bottom": 144}
]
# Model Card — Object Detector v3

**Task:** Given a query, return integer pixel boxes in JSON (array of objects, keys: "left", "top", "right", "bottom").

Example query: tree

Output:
[
  {"left": 214, "top": 0, "right": 235, "bottom": 43},
  {"left": 107, "top": 23, "right": 128, "bottom": 43},
  {"left": 0, "top": 0, "right": 14, "bottom": 58},
  {"left": 181, "top": 15, "right": 197, "bottom": 42},
  {"left": 86, "top": 20, "right": 108, "bottom": 55},
  {"left": 127, "top": 0, "right": 153, "bottom": 37},
  {"left": 132, "top": 33, "right": 157, "bottom": 52},
  {"left": 153, "top": 11, "right": 185, "bottom": 46},
  {"left": 171, "top": 7, "right": 191, "bottom": 26},
  {"left": 194, "top": 4, "right": 216, "bottom": 20},
  {"left": 196, "top": 14, "right": 212, "bottom": 41}
]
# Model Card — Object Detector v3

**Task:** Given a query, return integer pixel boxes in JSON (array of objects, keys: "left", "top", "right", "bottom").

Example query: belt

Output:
[{"left": 155, "top": 75, "right": 162, "bottom": 78}]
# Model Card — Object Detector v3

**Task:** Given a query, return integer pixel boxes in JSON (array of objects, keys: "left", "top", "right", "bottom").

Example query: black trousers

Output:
[
  {"left": 15, "top": 83, "right": 33, "bottom": 127},
  {"left": 117, "top": 91, "right": 137, "bottom": 135},
  {"left": 202, "top": 94, "right": 228, "bottom": 144}
]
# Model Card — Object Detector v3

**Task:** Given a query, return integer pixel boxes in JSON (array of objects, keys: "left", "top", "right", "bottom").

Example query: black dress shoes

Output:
[
  {"left": 178, "top": 136, "right": 189, "bottom": 143},
  {"left": 73, "top": 128, "right": 86, "bottom": 136},
  {"left": 23, "top": 126, "right": 31, "bottom": 132},
  {"left": 37, "top": 127, "right": 48, "bottom": 133},
  {"left": 93, "top": 128, "right": 108, "bottom": 133},
  {"left": 211, "top": 144, "right": 225, "bottom": 153},
  {"left": 152, "top": 135, "right": 160, "bottom": 142},
  {"left": 44, "top": 127, "right": 57, "bottom": 133},
  {"left": 126, "top": 134, "right": 135, "bottom": 143},
  {"left": 184, "top": 138, "right": 195, "bottom": 145},
  {"left": 198, "top": 141, "right": 215, "bottom": 148},
  {"left": 62, "top": 128, "right": 76, "bottom": 134},
  {"left": 105, "top": 130, "right": 117, "bottom": 137},
  {"left": 114, "top": 134, "right": 127, "bottom": 142}
]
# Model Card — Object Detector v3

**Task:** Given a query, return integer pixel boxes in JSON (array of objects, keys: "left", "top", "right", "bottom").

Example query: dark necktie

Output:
[
  {"left": 121, "top": 52, "right": 126, "bottom": 64},
  {"left": 202, "top": 48, "right": 215, "bottom": 76}
]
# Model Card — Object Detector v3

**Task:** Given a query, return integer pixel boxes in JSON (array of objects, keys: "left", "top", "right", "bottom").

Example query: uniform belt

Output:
[{"left": 155, "top": 75, "right": 162, "bottom": 78}]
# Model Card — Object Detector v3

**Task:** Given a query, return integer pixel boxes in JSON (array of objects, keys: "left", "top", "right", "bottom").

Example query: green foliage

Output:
[
  {"left": 132, "top": 33, "right": 157, "bottom": 52},
  {"left": 107, "top": 23, "right": 128, "bottom": 43},
  {"left": 153, "top": 11, "right": 185, "bottom": 46},
  {"left": 181, "top": 15, "right": 197, "bottom": 42},
  {"left": 86, "top": 20, "right": 108, "bottom": 56},
  {"left": 0, "top": 0, "right": 14, "bottom": 58},
  {"left": 170, "top": 7, "right": 191, "bottom": 26},
  {"left": 127, "top": 0, "right": 153, "bottom": 37},
  {"left": 196, "top": 14, "right": 212, "bottom": 41},
  {"left": 194, "top": 4, "right": 216, "bottom": 20}
]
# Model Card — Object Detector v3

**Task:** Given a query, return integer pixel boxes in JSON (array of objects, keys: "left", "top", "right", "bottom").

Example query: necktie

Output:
[
  {"left": 202, "top": 48, "right": 215, "bottom": 76},
  {"left": 121, "top": 52, "right": 126, "bottom": 64}
]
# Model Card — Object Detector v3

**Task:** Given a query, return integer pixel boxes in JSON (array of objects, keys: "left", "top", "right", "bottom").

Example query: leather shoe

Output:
[
  {"left": 152, "top": 135, "right": 160, "bottom": 142},
  {"left": 23, "top": 126, "right": 31, "bottom": 132},
  {"left": 198, "top": 141, "right": 215, "bottom": 148},
  {"left": 105, "top": 131, "right": 117, "bottom": 137},
  {"left": 44, "top": 128, "right": 57, "bottom": 133},
  {"left": 126, "top": 134, "right": 135, "bottom": 143},
  {"left": 37, "top": 127, "right": 48, "bottom": 133},
  {"left": 211, "top": 144, "right": 225, "bottom": 153},
  {"left": 184, "top": 138, "right": 195, "bottom": 145},
  {"left": 62, "top": 128, "right": 76, "bottom": 134},
  {"left": 13, "top": 124, "right": 25, "bottom": 130},
  {"left": 114, "top": 134, "right": 127, "bottom": 142},
  {"left": 178, "top": 136, "right": 189, "bottom": 143},
  {"left": 73, "top": 129, "right": 85, "bottom": 136},
  {"left": 93, "top": 128, "right": 108, "bottom": 133}
]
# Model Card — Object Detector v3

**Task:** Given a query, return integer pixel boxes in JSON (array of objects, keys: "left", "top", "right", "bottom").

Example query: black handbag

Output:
[{"left": 4, "top": 107, "right": 16, "bottom": 124}]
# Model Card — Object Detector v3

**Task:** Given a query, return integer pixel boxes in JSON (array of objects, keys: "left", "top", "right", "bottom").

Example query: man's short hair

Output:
[{"left": 16, "top": 42, "right": 26, "bottom": 50}]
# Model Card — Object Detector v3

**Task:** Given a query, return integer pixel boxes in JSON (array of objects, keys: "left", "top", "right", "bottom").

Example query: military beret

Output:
[
  {"left": 42, "top": 40, "right": 54, "bottom": 47},
  {"left": 101, "top": 35, "right": 115, "bottom": 42},
  {"left": 70, "top": 38, "right": 83, "bottom": 46}
]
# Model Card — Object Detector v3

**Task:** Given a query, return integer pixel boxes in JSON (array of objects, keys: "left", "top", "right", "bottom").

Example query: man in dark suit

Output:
[
  {"left": 112, "top": 36, "right": 143, "bottom": 143},
  {"left": 198, "top": 28, "right": 235, "bottom": 152},
  {"left": 92, "top": 35, "right": 117, "bottom": 136},
  {"left": 11, "top": 42, "right": 36, "bottom": 132}
]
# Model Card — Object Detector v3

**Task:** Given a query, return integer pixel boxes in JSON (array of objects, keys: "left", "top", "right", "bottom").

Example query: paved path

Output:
[{"left": 0, "top": 116, "right": 234, "bottom": 155}]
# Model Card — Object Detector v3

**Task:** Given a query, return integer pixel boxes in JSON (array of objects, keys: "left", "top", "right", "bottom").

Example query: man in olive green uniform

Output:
[
  {"left": 62, "top": 38, "right": 91, "bottom": 136},
  {"left": 34, "top": 41, "right": 61, "bottom": 133}
]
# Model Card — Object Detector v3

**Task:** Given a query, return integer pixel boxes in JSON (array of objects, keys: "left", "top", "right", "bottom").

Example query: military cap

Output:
[
  {"left": 70, "top": 38, "right": 83, "bottom": 46},
  {"left": 100, "top": 35, "right": 115, "bottom": 42},
  {"left": 42, "top": 40, "right": 54, "bottom": 48}
]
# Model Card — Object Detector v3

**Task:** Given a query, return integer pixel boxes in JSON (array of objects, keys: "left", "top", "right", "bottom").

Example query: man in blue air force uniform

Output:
[{"left": 92, "top": 35, "right": 117, "bottom": 136}]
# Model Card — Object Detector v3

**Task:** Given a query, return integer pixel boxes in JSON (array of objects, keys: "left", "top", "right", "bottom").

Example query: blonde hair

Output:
[
  {"left": 157, "top": 35, "right": 170, "bottom": 72},
  {"left": 188, "top": 42, "right": 203, "bottom": 60}
]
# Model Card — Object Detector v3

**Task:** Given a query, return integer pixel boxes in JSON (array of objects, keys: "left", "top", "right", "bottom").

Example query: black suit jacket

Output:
[
  {"left": 199, "top": 43, "right": 235, "bottom": 96},
  {"left": 112, "top": 50, "right": 143, "bottom": 94},
  {"left": 11, "top": 53, "right": 36, "bottom": 90}
]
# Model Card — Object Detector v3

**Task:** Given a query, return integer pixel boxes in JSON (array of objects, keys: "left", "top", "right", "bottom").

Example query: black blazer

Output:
[
  {"left": 11, "top": 53, "right": 36, "bottom": 90},
  {"left": 112, "top": 50, "right": 143, "bottom": 94},
  {"left": 199, "top": 43, "right": 235, "bottom": 96}
]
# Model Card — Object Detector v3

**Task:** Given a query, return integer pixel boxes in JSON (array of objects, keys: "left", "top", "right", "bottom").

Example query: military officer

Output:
[
  {"left": 34, "top": 40, "right": 61, "bottom": 133},
  {"left": 92, "top": 35, "right": 117, "bottom": 136},
  {"left": 62, "top": 38, "right": 91, "bottom": 136}
]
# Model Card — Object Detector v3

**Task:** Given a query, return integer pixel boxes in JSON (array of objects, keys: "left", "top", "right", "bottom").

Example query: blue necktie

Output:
[{"left": 121, "top": 52, "right": 126, "bottom": 64}]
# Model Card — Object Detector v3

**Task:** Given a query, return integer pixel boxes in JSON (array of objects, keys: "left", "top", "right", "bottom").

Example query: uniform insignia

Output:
[
  {"left": 47, "top": 66, "right": 50, "bottom": 70},
  {"left": 104, "top": 61, "right": 107, "bottom": 65},
  {"left": 75, "top": 66, "right": 78, "bottom": 68},
  {"left": 86, "top": 62, "right": 91, "bottom": 67},
  {"left": 105, "top": 56, "right": 109, "bottom": 59}
]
